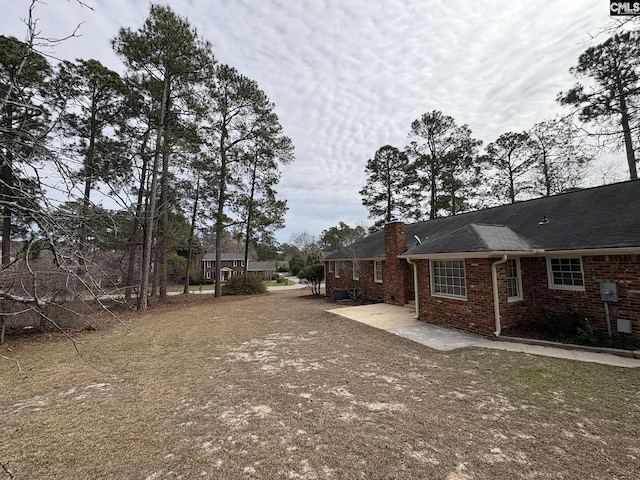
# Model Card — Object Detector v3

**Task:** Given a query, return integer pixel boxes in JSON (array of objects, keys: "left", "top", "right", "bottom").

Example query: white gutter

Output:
[
  {"left": 491, "top": 255, "right": 508, "bottom": 337},
  {"left": 406, "top": 258, "right": 419, "bottom": 319}
]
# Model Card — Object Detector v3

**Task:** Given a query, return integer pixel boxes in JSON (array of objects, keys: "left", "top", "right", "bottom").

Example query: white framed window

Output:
[
  {"left": 241, "top": 260, "right": 245, "bottom": 267},
  {"left": 328, "top": 261, "right": 333, "bottom": 273},
  {"left": 547, "top": 257, "right": 584, "bottom": 291},
  {"left": 335, "top": 261, "right": 340, "bottom": 278},
  {"left": 374, "top": 260, "right": 383, "bottom": 283},
  {"left": 232, "top": 260, "right": 238, "bottom": 267},
  {"left": 352, "top": 262, "right": 360, "bottom": 281},
  {"left": 430, "top": 259, "right": 467, "bottom": 299},
  {"left": 506, "top": 259, "right": 522, "bottom": 301},
  {"left": 205, "top": 271, "right": 211, "bottom": 280}
]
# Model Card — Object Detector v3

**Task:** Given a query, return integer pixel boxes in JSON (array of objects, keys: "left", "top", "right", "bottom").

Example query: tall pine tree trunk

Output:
[
  {"left": 158, "top": 122, "right": 171, "bottom": 302},
  {"left": 616, "top": 74, "right": 638, "bottom": 180},
  {"left": 1, "top": 115, "right": 13, "bottom": 343},
  {"left": 2, "top": 108, "right": 14, "bottom": 267},
  {"left": 243, "top": 158, "right": 258, "bottom": 276},
  {"left": 78, "top": 100, "right": 98, "bottom": 273},
  {"left": 183, "top": 175, "right": 200, "bottom": 294},
  {"left": 214, "top": 132, "right": 228, "bottom": 298},
  {"left": 138, "top": 72, "right": 170, "bottom": 310}
]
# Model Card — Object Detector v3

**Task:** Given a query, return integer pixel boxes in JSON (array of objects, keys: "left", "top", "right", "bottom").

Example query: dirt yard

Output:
[{"left": 1, "top": 290, "right": 639, "bottom": 479}]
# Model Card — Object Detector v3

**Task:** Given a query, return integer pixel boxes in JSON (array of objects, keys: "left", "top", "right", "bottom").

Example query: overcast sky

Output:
[{"left": 4, "top": 0, "right": 623, "bottom": 243}]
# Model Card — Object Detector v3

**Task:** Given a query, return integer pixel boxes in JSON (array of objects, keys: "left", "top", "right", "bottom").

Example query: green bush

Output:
[
  {"left": 576, "top": 319, "right": 599, "bottom": 346},
  {"left": 221, "top": 274, "right": 266, "bottom": 296},
  {"left": 531, "top": 306, "right": 585, "bottom": 340},
  {"left": 298, "top": 263, "right": 324, "bottom": 295}
]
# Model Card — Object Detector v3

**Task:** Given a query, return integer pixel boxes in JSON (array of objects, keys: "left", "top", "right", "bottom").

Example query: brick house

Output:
[
  {"left": 325, "top": 180, "right": 640, "bottom": 340},
  {"left": 202, "top": 253, "right": 276, "bottom": 282},
  {"left": 202, "top": 253, "right": 245, "bottom": 282}
]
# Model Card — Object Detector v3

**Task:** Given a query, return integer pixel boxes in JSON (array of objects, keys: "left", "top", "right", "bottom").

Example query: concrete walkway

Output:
[
  {"left": 267, "top": 277, "right": 308, "bottom": 291},
  {"left": 327, "top": 303, "right": 640, "bottom": 368}
]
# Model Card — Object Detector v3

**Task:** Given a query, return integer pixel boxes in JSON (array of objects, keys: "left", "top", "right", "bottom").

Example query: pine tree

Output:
[
  {"left": 204, "top": 64, "right": 292, "bottom": 297},
  {"left": 359, "top": 145, "right": 412, "bottom": 228},
  {"left": 406, "top": 111, "right": 482, "bottom": 219},
  {"left": 54, "top": 59, "right": 129, "bottom": 267},
  {"left": 112, "top": 4, "right": 215, "bottom": 309},
  {"left": 484, "top": 132, "right": 535, "bottom": 204},
  {"left": 558, "top": 31, "right": 640, "bottom": 180}
]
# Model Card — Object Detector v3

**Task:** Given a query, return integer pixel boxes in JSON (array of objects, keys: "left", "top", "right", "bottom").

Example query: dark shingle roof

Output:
[
  {"left": 202, "top": 252, "right": 244, "bottom": 261},
  {"left": 247, "top": 261, "right": 276, "bottom": 271},
  {"left": 327, "top": 180, "right": 640, "bottom": 259},
  {"left": 324, "top": 229, "right": 386, "bottom": 260},
  {"left": 414, "top": 224, "right": 532, "bottom": 254}
]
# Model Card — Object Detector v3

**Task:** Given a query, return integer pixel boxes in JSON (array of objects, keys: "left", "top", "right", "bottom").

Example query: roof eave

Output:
[
  {"left": 325, "top": 256, "right": 385, "bottom": 262},
  {"left": 399, "top": 246, "right": 640, "bottom": 260},
  {"left": 399, "top": 250, "right": 539, "bottom": 260}
]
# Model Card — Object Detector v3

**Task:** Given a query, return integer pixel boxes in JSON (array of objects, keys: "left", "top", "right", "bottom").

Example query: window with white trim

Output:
[
  {"left": 205, "top": 271, "right": 211, "bottom": 280},
  {"left": 335, "top": 261, "right": 340, "bottom": 278},
  {"left": 506, "top": 259, "right": 522, "bottom": 301},
  {"left": 431, "top": 259, "right": 467, "bottom": 299},
  {"left": 548, "top": 257, "right": 584, "bottom": 290},
  {"left": 232, "top": 260, "right": 238, "bottom": 267},
  {"left": 352, "top": 262, "right": 360, "bottom": 281},
  {"left": 328, "top": 261, "right": 333, "bottom": 273},
  {"left": 374, "top": 260, "right": 383, "bottom": 283}
]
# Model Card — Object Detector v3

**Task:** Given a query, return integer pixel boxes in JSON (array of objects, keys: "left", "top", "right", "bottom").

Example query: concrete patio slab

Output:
[
  {"left": 327, "top": 303, "right": 420, "bottom": 330},
  {"left": 327, "top": 303, "right": 640, "bottom": 368}
]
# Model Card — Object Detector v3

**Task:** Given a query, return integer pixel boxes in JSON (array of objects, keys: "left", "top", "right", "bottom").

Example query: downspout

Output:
[
  {"left": 406, "top": 258, "right": 419, "bottom": 320},
  {"left": 491, "top": 255, "right": 508, "bottom": 337}
]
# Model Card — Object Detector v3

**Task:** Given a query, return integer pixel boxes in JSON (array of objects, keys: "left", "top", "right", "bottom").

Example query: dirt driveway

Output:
[{"left": 1, "top": 290, "right": 639, "bottom": 479}]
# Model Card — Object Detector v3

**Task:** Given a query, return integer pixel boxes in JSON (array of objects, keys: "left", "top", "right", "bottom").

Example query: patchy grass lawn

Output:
[
  {"left": 264, "top": 278, "right": 297, "bottom": 287},
  {"left": 1, "top": 290, "right": 639, "bottom": 479},
  {"left": 166, "top": 283, "right": 215, "bottom": 292}
]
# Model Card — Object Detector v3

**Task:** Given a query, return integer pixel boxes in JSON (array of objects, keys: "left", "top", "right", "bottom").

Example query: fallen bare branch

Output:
[{"left": 1, "top": 355, "right": 23, "bottom": 374}]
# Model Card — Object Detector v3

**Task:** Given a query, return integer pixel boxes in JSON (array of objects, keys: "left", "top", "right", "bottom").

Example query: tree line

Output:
[
  {"left": 361, "top": 28, "right": 640, "bottom": 228},
  {"left": 0, "top": 2, "right": 293, "bottom": 340}
]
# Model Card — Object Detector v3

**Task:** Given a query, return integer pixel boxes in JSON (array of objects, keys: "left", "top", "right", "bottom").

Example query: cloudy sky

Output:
[{"left": 4, "top": 0, "right": 623, "bottom": 243}]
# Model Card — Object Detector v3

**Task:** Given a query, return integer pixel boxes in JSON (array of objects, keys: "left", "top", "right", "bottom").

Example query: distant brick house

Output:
[
  {"left": 202, "top": 253, "right": 276, "bottom": 282},
  {"left": 325, "top": 180, "right": 640, "bottom": 340}
]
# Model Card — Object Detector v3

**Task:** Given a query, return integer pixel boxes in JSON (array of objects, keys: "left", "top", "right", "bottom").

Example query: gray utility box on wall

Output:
[
  {"left": 599, "top": 281, "right": 619, "bottom": 302},
  {"left": 617, "top": 319, "right": 633, "bottom": 334}
]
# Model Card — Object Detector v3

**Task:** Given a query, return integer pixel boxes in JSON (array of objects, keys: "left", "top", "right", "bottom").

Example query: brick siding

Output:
[
  {"left": 383, "top": 221, "right": 413, "bottom": 306},
  {"left": 325, "top": 260, "right": 385, "bottom": 302},
  {"left": 521, "top": 254, "right": 640, "bottom": 340},
  {"left": 412, "top": 255, "right": 640, "bottom": 340},
  {"left": 414, "top": 259, "right": 497, "bottom": 337},
  {"left": 326, "top": 219, "right": 640, "bottom": 340}
]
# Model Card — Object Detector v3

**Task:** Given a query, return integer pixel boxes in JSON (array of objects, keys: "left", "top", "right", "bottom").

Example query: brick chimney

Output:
[{"left": 383, "top": 220, "right": 412, "bottom": 306}]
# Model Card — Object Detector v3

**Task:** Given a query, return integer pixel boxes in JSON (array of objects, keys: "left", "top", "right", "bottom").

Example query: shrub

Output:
[
  {"left": 531, "top": 306, "right": 585, "bottom": 340},
  {"left": 221, "top": 274, "right": 266, "bottom": 296},
  {"left": 576, "top": 319, "right": 600, "bottom": 346},
  {"left": 298, "top": 263, "right": 324, "bottom": 295}
]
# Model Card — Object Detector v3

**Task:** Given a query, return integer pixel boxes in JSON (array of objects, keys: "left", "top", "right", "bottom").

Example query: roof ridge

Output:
[{"left": 469, "top": 223, "right": 493, "bottom": 250}]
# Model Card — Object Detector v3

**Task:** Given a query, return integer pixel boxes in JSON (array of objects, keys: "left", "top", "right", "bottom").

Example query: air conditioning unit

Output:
[{"left": 617, "top": 318, "right": 633, "bottom": 334}]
